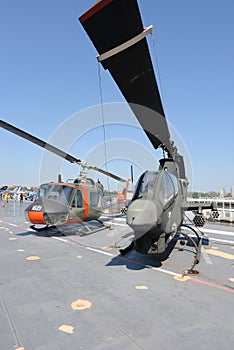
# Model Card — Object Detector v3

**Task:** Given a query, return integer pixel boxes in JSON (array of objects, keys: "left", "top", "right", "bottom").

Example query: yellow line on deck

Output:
[{"left": 205, "top": 249, "right": 234, "bottom": 260}]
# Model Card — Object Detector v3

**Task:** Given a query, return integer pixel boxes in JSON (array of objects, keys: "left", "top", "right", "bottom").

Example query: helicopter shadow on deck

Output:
[
  {"left": 16, "top": 220, "right": 106, "bottom": 238},
  {"left": 106, "top": 233, "right": 210, "bottom": 271},
  {"left": 106, "top": 238, "right": 178, "bottom": 271}
]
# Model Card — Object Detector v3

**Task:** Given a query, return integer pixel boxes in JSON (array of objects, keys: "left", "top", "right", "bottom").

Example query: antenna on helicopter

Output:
[{"left": 130, "top": 165, "right": 134, "bottom": 184}]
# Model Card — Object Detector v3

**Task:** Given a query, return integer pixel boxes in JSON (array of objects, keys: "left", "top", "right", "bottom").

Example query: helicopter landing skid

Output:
[
  {"left": 29, "top": 220, "right": 107, "bottom": 236},
  {"left": 30, "top": 224, "right": 50, "bottom": 232},
  {"left": 119, "top": 241, "right": 135, "bottom": 255},
  {"left": 179, "top": 224, "right": 203, "bottom": 276},
  {"left": 75, "top": 220, "right": 106, "bottom": 236},
  {"left": 119, "top": 225, "right": 203, "bottom": 276}
]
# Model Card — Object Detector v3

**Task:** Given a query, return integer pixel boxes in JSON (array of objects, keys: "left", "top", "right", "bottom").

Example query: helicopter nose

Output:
[
  {"left": 25, "top": 197, "right": 69, "bottom": 225},
  {"left": 126, "top": 199, "right": 160, "bottom": 239}
]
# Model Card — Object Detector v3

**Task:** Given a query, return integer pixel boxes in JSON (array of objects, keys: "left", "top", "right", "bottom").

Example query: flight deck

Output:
[{"left": 0, "top": 200, "right": 234, "bottom": 350}]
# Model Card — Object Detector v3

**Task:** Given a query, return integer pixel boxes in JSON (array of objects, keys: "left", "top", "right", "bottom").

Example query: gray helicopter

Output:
[{"left": 79, "top": 0, "right": 218, "bottom": 269}]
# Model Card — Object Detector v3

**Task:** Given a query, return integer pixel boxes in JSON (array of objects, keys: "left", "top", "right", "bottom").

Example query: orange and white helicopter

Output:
[{"left": 0, "top": 120, "right": 128, "bottom": 232}]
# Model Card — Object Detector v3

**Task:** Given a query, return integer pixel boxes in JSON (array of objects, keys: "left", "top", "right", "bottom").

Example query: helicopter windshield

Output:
[
  {"left": 45, "top": 184, "right": 73, "bottom": 205},
  {"left": 133, "top": 171, "right": 159, "bottom": 200},
  {"left": 37, "top": 183, "right": 50, "bottom": 197},
  {"left": 132, "top": 170, "right": 178, "bottom": 206},
  {"left": 157, "top": 172, "right": 179, "bottom": 205}
]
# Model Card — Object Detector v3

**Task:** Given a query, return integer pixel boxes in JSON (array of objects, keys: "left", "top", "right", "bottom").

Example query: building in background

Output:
[
  {"left": 231, "top": 185, "right": 234, "bottom": 198},
  {"left": 220, "top": 188, "right": 226, "bottom": 198}
]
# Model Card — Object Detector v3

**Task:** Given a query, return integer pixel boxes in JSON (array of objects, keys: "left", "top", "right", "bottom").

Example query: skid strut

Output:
[{"left": 180, "top": 224, "right": 203, "bottom": 276}]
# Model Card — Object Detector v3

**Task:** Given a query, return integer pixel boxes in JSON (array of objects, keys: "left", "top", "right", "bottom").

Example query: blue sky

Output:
[{"left": 1, "top": 0, "right": 233, "bottom": 193}]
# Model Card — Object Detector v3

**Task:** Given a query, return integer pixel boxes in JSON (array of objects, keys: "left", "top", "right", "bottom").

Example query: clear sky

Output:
[{"left": 1, "top": 0, "right": 233, "bottom": 193}]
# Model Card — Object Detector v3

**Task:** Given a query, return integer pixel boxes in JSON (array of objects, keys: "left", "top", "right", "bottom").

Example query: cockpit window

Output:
[
  {"left": 133, "top": 171, "right": 159, "bottom": 200},
  {"left": 158, "top": 172, "right": 178, "bottom": 205},
  {"left": 46, "top": 184, "right": 73, "bottom": 205},
  {"left": 71, "top": 189, "right": 83, "bottom": 208},
  {"left": 38, "top": 183, "right": 50, "bottom": 197},
  {"left": 132, "top": 170, "right": 178, "bottom": 207}
]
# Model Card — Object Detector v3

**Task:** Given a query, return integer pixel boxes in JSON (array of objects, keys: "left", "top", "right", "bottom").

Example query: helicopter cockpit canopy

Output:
[
  {"left": 132, "top": 170, "right": 178, "bottom": 208},
  {"left": 45, "top": 184, "right": 73, "bottom": 205},
  {"left": 37, "top": 183, "right": 50, "bottom": 198},
  {"left": 38, "top": 183, "right": 74, "bottom": 206},
  {"left": 133, "top": 171, "right": 159, "bottom": 200}
]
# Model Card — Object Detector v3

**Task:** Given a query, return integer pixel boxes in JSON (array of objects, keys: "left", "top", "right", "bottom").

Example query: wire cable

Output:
[
  {"left": 150, "top": 30, "right": 166, "bottom": 111},
  {"left": 97, "top": 61, "right": 119, "bottom": 246}
]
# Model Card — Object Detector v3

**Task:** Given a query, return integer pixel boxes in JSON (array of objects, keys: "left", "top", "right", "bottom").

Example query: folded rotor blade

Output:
[
  {"left": 0, "top": 119, "right": 80, "bottom": 163},
  {"left": 1, "top": 119, "right": 126, "bottom": 182},
  {"left": 79, "top": 0, "right": 172, "bottom": 156}
]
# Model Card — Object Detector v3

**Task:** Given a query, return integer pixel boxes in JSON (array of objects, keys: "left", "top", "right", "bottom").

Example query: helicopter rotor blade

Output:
[
  {"left": 0, "top": 120, "right": 80, "bottom": 164},
  {"left": 79, "top": 0, "right": 172, "bottom": 156},
  {"left": 88, "top": 165, "right": 126, "bottom": 183},
  {"left": 1, "top": 119, "right": 126, "bottom": 182}
]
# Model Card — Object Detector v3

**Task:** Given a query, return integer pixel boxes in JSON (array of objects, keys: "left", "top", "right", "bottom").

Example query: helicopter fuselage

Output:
[
  {"left": 25, "top": 180, "right": 103, "bottom": 227},
  {"left": 126, "top": 159, "right": 185, "bottom": 254}
]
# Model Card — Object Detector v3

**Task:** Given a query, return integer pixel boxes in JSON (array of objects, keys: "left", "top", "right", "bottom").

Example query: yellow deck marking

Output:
[
  {"left": 9, "top": 237, "right": 17, "bottom": 240},
  {"left": 174, "top": 275, "right": 190, "bottom": 282},
  {"left": 229, "top": 278, "right": 234, "bottom": 283},
  {"left": 211, "top": 246, "right": 219, "bottom": 250},
  {"left": 101, "top": 246, "right": 112, "bottom": 251},
  {"left": 135, "top": 285, "right": 148, "bottom": 290},
  {"left": 76, "top": 255, "right": 83, "bottom": 259},
  {"left": 15, "top": 348, "right": 25, "bottom": 350},
  {"left": 58, "top": 325, "right": 74, "bottom": 334},
  {"left": 205, "top": 249, "right": 234, "bottom": 260},
  {"left": 26, "top": 256, "right": 40, "bottom": 261},
  {"left": 71, "top": 299, "right": 92, "bottom": 310}
]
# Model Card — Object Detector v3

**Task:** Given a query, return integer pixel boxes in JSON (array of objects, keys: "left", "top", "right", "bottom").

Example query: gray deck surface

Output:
[{"left": 0, "top": 200, "right": 234, "bottom": 350}]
